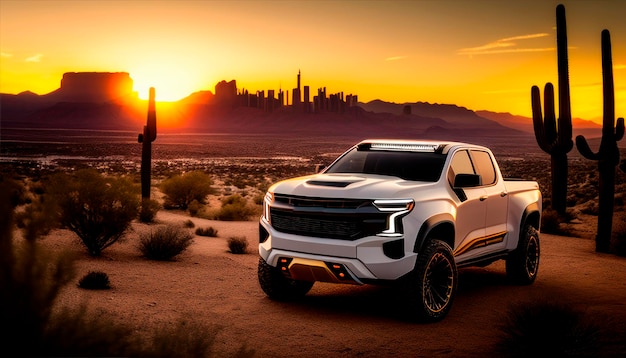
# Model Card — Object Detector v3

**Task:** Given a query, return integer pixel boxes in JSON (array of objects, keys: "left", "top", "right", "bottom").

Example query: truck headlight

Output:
[
  {"left": 373, "top": 199, "right": 414, "bottom": 237},
  {"left": 262, "top": 192, "right": 274, "bottom": 224}
]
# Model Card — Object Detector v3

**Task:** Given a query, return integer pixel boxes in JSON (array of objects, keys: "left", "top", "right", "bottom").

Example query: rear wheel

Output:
[
  {"left": 406, "top": 239, "right": 457, "bottom": 322},
  {"left": 506, "top": 225, "right": 540, "bottom": 285},
  {"left": 258, "top": 258, "right": 314, "bottom": 300}
]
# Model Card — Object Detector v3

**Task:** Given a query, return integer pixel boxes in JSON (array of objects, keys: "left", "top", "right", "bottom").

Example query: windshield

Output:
[{"left": 325, "top": 146, "right": 446, "bottom": 182}]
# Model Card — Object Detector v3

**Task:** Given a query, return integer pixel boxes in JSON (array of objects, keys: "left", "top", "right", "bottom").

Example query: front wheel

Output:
[
  {"left": 506, "top": 225, "right": 540, "bottom": 285},
  {"left": 406, "top": 239, "right": 458, "bottom": 322},
  {"left": 258, "top": 258, "right": 314, "bottom": 300}
]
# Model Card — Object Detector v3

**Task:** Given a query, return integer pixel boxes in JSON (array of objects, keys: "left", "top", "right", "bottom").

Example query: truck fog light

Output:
[
  {"left": 325, "top": 262, "right": 353, "bottom": 281},
  {"left": 277, "top": 257, "right": 293, "bottom": 277}
]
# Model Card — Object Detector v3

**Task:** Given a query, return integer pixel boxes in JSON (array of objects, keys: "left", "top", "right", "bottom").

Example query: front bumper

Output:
[{"left": 259, "top": 220, "right": 417, "bottom": 282}]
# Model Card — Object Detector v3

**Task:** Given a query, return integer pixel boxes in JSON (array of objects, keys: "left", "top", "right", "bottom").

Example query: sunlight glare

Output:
[{"left": 131, "top": 64, "right": 200, "bottom": 102}]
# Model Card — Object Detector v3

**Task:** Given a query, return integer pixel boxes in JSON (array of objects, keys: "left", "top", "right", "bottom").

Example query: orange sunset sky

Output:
[{"left": 1, "top": 0, "right": 625, "bottom": 124}]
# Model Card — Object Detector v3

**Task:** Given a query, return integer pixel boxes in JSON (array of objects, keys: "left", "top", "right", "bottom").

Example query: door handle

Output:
[{"left": 479, "top": 195, "right": 488, "bottom": 201}]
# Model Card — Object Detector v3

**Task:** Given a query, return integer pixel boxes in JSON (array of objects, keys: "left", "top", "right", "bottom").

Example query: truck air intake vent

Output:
[{"left": 306, "top": 180, "right": 355, "bottom": 188}]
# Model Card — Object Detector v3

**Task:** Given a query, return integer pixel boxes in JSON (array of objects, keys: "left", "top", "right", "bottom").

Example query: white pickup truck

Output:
[{"left": 258, "top": 139, "right": 542, "bottom": 322}]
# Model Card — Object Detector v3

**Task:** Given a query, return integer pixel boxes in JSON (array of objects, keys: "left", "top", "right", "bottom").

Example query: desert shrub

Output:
[
  {"left": 14, "top": 186, "right": 59, "bottom": 240},
  {"left": 138, "top": 224, "right": 194, "bottom": 261},
  {"left": 253, "top": 192, "right": 265, "bottom": 205},
  {"left": 214, "top": 194, "right": 255, "bottom": 221},
  {"left": 147, "top": 317, "right": 221, "bottom": 357},
  {"left": 48, "top": 169, "right": 139, "bottom": 256},
  {"left": 195, "top": 226, "right": 218, "bottom": 237},
  {"left": 256, "top": 179, "right": 272, "bottom": 194},
  {"left": 227, "top": 236, "right": 249, "bottom": 254},
  {"left": 540, "top": 208, "right": 561, "bottom": 234},
  {"left": 160, "top": 171, "right": 215, "bottom": 210},
  {"left": 183, "top": 219, "right": 195, "bottom": 228},
  {"left": 137, "top": 315, "right": 255, "bottom": 357},
  {"left": 562, "top": 208, "right": 578, "bottom": 223},
  {"left": 1, "top": 184, "right": 75, "bottom": 356},
  {"left": 228, "top": 176, "right": 249, "bottom": 189},
  {"left": 37, "top": 305, "right": 139, "bottom": 357},
  {"left": 494, "top": 301, "right": 615, "bottom": 357},
  {"left": 38, "top": 306, "right": 251, "bottom": 357},
  {"left": 188, "top": 199, "right": 201, "bottom": 216},
  {"left": 580, "top": 200, "right": 599, "bottom": 215},
  {"left": 30, "top": 179, "right": 45, "bottom": 195},
  {"left": 78, "top": 271, "right": 111, "bottom": 290},
  {"left": 0, "top": 175, "right": 26, "bottom": 207},
  {"left": 139, "top": 198, "right": 161, "bottom": 223}
]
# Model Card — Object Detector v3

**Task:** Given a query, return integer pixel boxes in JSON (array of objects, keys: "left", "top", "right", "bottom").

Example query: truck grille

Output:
[{"left": 270, "top": 195, "right": 388, "bottom": 240}]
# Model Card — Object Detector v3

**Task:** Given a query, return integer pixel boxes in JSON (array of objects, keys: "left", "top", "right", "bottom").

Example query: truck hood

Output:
[{"left": 269, "top": 173, "right": 436, "bottom": 199}]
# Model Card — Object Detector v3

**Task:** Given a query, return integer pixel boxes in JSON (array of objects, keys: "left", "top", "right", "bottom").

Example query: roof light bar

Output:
[{"left": 369, "top": 143, "right": 439, "bottom": 152}]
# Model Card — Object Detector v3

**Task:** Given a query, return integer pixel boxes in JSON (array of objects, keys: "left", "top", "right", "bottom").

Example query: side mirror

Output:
[
  {"left": 315, "top": 164, "right": 326, "bottom": 173},
  {"left": 454, "top": 173, "right": 481, "bottom": 188}
]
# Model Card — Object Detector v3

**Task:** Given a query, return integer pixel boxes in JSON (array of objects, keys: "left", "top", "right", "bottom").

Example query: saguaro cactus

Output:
[
  {"left": 531, "top": 4, "right": 573, "bottom": 215},
  {"left": 576, "top": 30, "right": 625, "bottom": 253},
  {"left": 138, "top": 87, "right": 157, "bottom": 199}
]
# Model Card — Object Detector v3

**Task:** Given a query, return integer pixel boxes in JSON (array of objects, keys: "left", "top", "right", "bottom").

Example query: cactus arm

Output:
[
  {"left": 575, "top": 135, "right": 600, "bottom": 160},
  {"left": 531, "top": 85, "right": 550, "bottom": 152},
  {"left": 532, "top": 84, "right": 559, "bottom": 153},
  {"left": 616, "top": 118, "right": 624, "bottom": 141},
  {"left": 543, "top": 83, "right": 558, "bottom": 147}
]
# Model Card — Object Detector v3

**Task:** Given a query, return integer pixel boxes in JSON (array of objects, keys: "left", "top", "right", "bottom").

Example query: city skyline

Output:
[{"left": 1, "top": 0, "right": 625, "bottom": 124}]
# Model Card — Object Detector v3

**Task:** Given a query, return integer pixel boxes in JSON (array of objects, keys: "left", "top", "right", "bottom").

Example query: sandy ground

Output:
[{"left": 37, "top": 210, "right": 626, "bottom": 357}]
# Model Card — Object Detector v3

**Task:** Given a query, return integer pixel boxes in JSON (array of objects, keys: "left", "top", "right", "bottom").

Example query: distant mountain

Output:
[
  {"left": 1, "top": 92, "right": 145, "bottom": 130},
  {"left": 475, "top": 110, "right": 602, "bottom": 138},
  {"left": 43, "top": 72, "right": 138, "bottom": 103},
  {"left": 357, "top": 100, "right": 603, "bottom": 139},
  {"left": 359, "top": 100, "right": 518, "bottom": 131},
  {"left": 179, "top": 91, "right": 214, "bottom": 104}
]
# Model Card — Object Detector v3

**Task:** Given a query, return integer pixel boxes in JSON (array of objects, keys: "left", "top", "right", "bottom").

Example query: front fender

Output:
[{"left": 413, "top": 213, "right": 455, "bottom": 254}]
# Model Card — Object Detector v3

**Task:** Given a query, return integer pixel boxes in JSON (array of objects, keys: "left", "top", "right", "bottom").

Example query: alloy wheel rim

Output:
[
  {"left": 526, "top": 235, "right": 539, "bottom": 277},
  {"left": 423, "top": 252, "right": 454, "bottom": 313}
]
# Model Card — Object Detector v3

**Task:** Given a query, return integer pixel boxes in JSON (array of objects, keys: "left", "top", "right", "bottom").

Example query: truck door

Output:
[
  {"left": 470, "top": 150, "right": 508, "bottom": 245},
  {"left": 448, "top": 150, "right": 487, "bottom": 251}
]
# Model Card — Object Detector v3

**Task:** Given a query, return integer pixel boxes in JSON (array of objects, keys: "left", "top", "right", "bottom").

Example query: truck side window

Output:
[
  {"left": 470, "top": 150, "right": 496, "bottom": 185},
  {"left": 448, "top": 150, "right": 474, "bottom": 184}
]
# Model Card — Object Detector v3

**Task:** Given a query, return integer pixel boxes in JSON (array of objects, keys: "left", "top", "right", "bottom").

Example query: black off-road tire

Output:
[
  {"left": 406, "top": 239, "right": 458, "bottom": 323},
  {"left": 506, "top": 225, "right": 540, "bottom": 285},
  {"left": 258, "top": 257, "right": 314, "bottom": 300}
]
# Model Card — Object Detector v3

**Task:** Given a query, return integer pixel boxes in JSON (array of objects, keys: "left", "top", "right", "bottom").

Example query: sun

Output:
[{"left": 130, "top": 63, "right": 202, "bottom": 102}]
